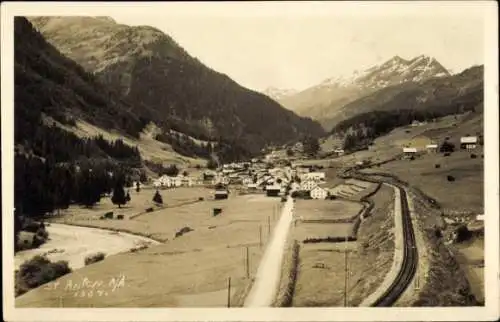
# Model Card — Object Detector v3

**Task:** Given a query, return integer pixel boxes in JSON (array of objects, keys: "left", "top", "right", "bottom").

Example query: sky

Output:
[{"left": 110, "top": 2, "right": 487, "bottom": 92}]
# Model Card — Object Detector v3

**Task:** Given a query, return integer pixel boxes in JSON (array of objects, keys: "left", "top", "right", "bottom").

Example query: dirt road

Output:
[
  {"left": 244, "top": 196, "right": 295, "bottom": 307},
  {"left": 15, "top": 223, "right": 160, "bottom": 271}
]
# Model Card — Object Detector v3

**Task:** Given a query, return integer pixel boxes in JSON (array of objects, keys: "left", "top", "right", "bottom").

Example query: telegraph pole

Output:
[
  {"left": 267, "top": 216, "right": 271, "bottom": 236},
  {"left": 246, "top": 246, "right": 250, "bottom": 278},
  {"left": 227, "top": 277, "right": 231, "bottom": 307},
  {"left": 259, "top": 226, "right": 262, "bottom": 248}
]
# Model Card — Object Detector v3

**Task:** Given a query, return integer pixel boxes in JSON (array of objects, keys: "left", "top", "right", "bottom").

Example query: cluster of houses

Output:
[
  {"left": 401, "top": 135, "right": 480, "bottom": 159},
  {"left": 150, "top": 157, "right": 336, "bottom": 201},
  {"left": 293, "top": 170, "right": 330, "bottom": 200},
  {"left": 153, "top": 174, "right": 200, "bottom": 188}
]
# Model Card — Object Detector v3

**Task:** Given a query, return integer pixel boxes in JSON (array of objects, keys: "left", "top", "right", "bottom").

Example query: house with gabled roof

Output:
[
  {"left": 460, "top": 136, "right": 478, "bottom": 150},
  {"left": 300, "top": 180, "right": 318, "bottom": 192},
  {"left": 310, "top": 186, "right": 328, "bottom": 200}
]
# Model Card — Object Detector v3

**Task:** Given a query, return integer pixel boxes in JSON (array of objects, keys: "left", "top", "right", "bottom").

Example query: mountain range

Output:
[
  {"left": 27, "top": 16, "right": 325, "bottom": 158},
  {"left": 272, "top": 55, "right": 452, "bottom": 130}
]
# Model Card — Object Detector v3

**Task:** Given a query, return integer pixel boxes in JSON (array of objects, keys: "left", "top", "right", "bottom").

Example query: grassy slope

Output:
[
  {"left": 43, "top": 115, "right": 203, "bottom": 166},
  {"left": 302, "top": 112, "right": 483, "bottom": 213}
]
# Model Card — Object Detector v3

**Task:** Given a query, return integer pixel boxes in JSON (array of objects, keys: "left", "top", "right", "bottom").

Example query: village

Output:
[
  {"left": 147, "top": 131, "right": 482, "bottom": 203},
  {"left": 150, "top": 158, "right": 329, "bottom": 201}
]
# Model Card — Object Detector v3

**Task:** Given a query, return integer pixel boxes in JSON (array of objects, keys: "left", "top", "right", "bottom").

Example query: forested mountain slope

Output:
[{"left": 28, "top": 16, "right": 325, "bottom": 155}]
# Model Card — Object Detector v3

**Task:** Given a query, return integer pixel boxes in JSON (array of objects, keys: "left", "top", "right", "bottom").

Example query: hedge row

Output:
[{"left": 274, "top": 240, "right": 300, "bottom": 307}]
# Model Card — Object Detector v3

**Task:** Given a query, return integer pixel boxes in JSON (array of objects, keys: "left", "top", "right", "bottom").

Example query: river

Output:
[{"left": 15, "top": 223, "right": 160, "bottom": 271}]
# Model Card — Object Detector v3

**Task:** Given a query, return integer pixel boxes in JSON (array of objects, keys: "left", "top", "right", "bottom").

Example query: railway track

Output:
[
  {"left": 370, "top": 184, "right": 418, "bottom": 306},
  {"left": 340, "top": 167, "right": 418, "bottom": 307}
]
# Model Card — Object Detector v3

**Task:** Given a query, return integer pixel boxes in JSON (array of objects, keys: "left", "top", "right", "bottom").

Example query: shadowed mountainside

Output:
[{"left": 28, "top": 16, "right": 325, "bottom": 155}]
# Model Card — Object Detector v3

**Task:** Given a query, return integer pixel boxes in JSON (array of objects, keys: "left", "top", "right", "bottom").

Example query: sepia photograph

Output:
[{"left": 2, "top": 1, "right": 498, "bottom": 321}]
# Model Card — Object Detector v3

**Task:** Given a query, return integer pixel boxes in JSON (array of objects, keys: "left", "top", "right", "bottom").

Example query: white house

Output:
[
  {"left": 403, "top": 147, "right": 417, "bottom": 158},
  {"left": 242, "top": 177, "right": 254, "bottom": 185},
  {"left": 172, "top": 176, "right": 183, "bottom": 187},
  {"left": 426, "top": 144, "right": 438, "bottom": 153},
  {"left": 310, "top": 186, "right": 328, "bottom": 200},
  {"left": 302, "top": 172, "right": 326, "bottom": 182},
  {"left": 300, "top": 180, "right": 318, "bottom": 192},
  {"left": 247, "top": 183, "right": 258, "bottom": 190},
  {"left": 460, "top": 136, "right": 478, "bottom": 150},
  {"left": 216, "top": 176, "right": 230, "bottom": 185},
  {"left": 334, "top": 148, "right": 345, "bottom": 156},
  {"left": 181, "top": 176, "right": 193, "bottom": 187},
  {"left": 154, "top": 175, "right": 173, "bottom": 188}
]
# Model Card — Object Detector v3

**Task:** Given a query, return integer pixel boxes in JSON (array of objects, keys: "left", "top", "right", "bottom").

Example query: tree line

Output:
[{"left": 15, "top": 155, "right": 135, "bottom": 219}]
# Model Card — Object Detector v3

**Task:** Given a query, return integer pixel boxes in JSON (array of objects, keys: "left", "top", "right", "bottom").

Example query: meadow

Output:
[{"left": 16, "top": 190, "right": 283, "bottom": 307}]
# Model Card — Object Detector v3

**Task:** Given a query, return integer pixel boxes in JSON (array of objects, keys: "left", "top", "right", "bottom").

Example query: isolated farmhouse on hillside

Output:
[
  {"left": 403, "top": 147, "right": 417, "bottom": 158},
  {"left": 460, "top": 136, "right": 478, "bottom": 150},
  {"left": 426, "top": 144, "right": 438, "bottom": 153}
]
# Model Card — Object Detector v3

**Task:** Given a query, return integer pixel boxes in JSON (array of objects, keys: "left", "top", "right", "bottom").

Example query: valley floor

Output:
[{"left": 15, "top": 190, "right": 283, "bottom": 307}]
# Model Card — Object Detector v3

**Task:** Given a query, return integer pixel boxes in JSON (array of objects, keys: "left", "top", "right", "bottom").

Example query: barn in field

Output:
[
  {"left": 266, "top": 184, "right": 281, "bottom": 197},
  {"left": 214, "top": 188, "right": 229, "bottom": 200},
  {"left": 426, "top": 144, "right": 438, "bottom": 153},
  {"left": 403, "top": 147, "right": 417, "bottom": 159},
  {"left": 460, "top": 136, "right": 478, "bottom": 150}
]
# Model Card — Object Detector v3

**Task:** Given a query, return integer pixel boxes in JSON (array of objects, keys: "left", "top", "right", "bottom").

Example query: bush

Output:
[
  {"left": 145, "top": 207, "right": 154, "bottom": 212},
  {"left": 104, "top": 211, "right": 113, "bottom": 219},
  {"left": 291, "top": 190, "right": 310, "bottom": 199},
  {"left": 84, "top": 252, "right": 106, "bottom": 266},
  {"left": 470, "top": 154, "right": 477, "bottom": 159},
  {"left": 435, "top": 164, "right": 441, "bottom": 168},
  {"left": 153, "top": 190, "right": 163, "bottom": 204},
  {"left": 454, "top": 224, "right": 472, "bottom": 243},
  {"left": 174, "top": 226, "right": 194, "bottom": 238},
  {"left": 447, "top": 175, "right": 455, "bottom": 182},
  {"left": 117, "top": 215, "right": 124, "bottom": 220},
  {"left": 198, "top": 197, "right": 204, "bottom": 201},
  {"left": 443, "top": 152, "right": 451, "bottom": 157},
  {"left": 15, "top": 255, "right": 71, "bottom": 296},
  {"left": 440, "top": 141, "right": 455, "bottom": 153}
]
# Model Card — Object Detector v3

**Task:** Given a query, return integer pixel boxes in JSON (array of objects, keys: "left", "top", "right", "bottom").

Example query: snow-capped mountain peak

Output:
[
  {"left": 318, "top": 54, "right": 450, "bottom": 90},
  {"left": 263, "top": 87, "right": 298, "bottom": 101}
]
